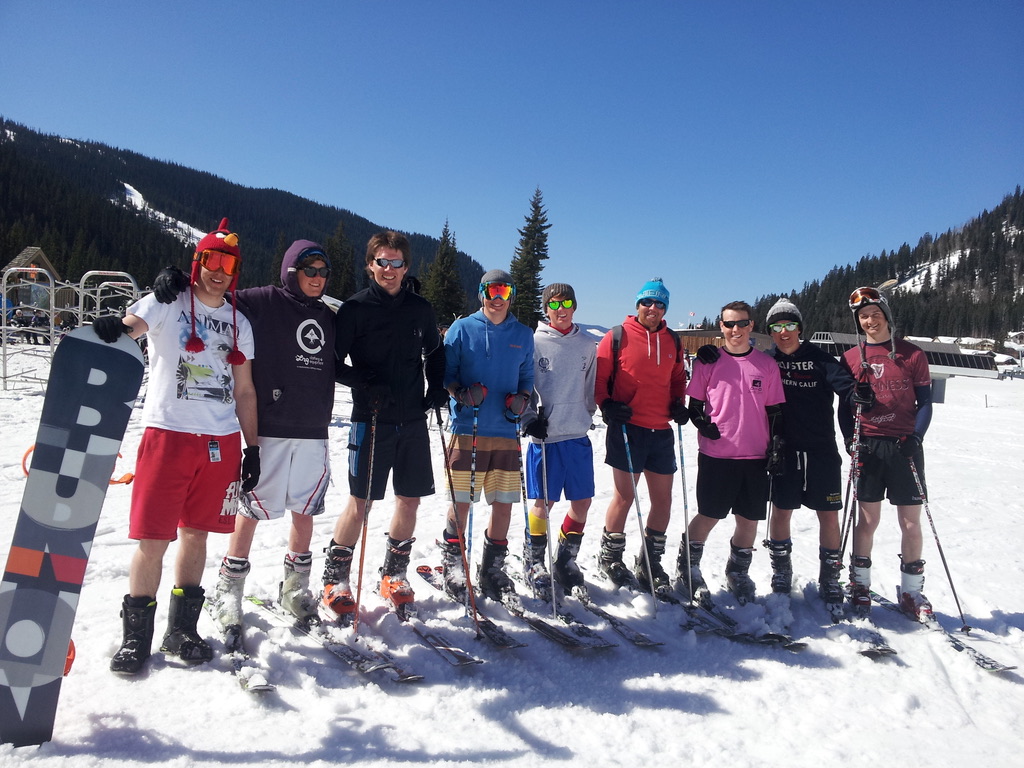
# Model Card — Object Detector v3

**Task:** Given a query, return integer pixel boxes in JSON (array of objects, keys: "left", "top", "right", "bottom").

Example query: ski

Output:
[
  {"left": 404, "top": 617, "right": 484, "bottom": 667},
  {"left": 825, "top": 583, "right": 897, "bottom": 659},
  {"left": 415, "top": 565, "right": 526, "bottom": 649},
  {"left": 498, "top": 589, "right": 616, "bottom": 650},
  {"left": 661, "top": 587, "right": 808, "bottom": 652},
  {"left": 869, "top": 589, "right": 1015, "bottom": 673},
  {"left": 570, "top": 587, "right": 663, "bottom": 647},
  {"left": 246, "top": 595, "right": 424, "bottom": 683},
  {"left": 203, "top": 600, "right": 276, "bottom": 693}
]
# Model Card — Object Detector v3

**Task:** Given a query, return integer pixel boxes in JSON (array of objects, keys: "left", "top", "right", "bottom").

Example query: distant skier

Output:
[{"left": 839, "top": 286, "right": 933, "bottom": 619}]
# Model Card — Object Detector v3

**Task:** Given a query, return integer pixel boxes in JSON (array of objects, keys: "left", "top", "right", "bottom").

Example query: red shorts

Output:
[{"left": 129, "top": 427, "right": 242, "bottom": 540}]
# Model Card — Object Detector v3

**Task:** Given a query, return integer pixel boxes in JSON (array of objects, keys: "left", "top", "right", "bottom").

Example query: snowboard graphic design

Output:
[{"left": 0, "top": 326, "right": 144, "bottom": 747}]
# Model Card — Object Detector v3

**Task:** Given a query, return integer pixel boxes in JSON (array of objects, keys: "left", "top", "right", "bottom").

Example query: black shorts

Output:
[
  {"left": 348, "top": 419, "right": 435, "bottom": 501},
  {"left": 856, "top": 437, "right": 925, "bottom": 506},
  {"left": 770, "top": 446, "right": 843, "bottom": 512},
  {"left": 696, "top": 453, "right": 769, "bottom": 521},
  {"left": 604, "top": 423, "right": 676, "bottom": 475}
]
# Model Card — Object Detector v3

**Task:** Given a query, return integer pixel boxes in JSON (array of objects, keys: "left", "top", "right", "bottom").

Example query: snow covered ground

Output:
[{"left": 1, "top": 343, "right": 1023, "bottom": 766}]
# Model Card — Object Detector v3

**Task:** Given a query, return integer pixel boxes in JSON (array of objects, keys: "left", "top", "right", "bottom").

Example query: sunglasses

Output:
[
  {"left": 298, "top": 265, "right": 330, "bottom": 278},
  {"left": 721, "top": 319, "right": 752, "bottom": 329},
  {"left": 638, "top": 298, "right": 666, "bottom": 310},
  {"left": 769, "top": 322, "right": 799, "bottom": 333},
  {"left": 849, "top": 286, "right": 882, "bottom": 310},
  {"left": 197, "top": 249, "right": 240, "bottom": 277},
  {"left": 547, "top": 299, "right": 575, "bottom": 310},
  {"left": 374, "top": 257, "right": 406, "bottom": 269},
  {"left": 482, "top": 282, "right": 514, "bottom": 301}
]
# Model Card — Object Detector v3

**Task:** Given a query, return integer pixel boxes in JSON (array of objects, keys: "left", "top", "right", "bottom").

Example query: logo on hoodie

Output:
[{"left": 296, "top": 319, "right": 326, "bottom": 355}]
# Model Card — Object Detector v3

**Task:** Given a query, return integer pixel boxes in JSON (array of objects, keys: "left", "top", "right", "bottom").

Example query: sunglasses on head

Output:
[
  {"left": 638, "top": 298, "right": 666, "bottom": 309},
  {"left": 721, "top": 319, "right": 752, "bottom": 329},
  {"left": 547, "top": 298, "right": 575, "bottom": 310},
  {"left": 769, "top": 321, "right": 799, "bottom": 333},
  {"left": 299, "top": 265, "right": 330, "bottom": 278},
  {"left": 849, "top": 286, "right": 882, "bottom": 310},
  {"left": 197, "top": 249, "right": 240, "bottom": 277},
  {"left": 482, "top": 282, "right": 514, "bottom": 301},
  {"left": 374, "top": 257, "right": 406, "bottom": 269}
]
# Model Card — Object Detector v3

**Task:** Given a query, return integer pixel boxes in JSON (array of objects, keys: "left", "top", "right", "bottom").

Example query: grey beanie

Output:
[
  {"left": 542, "top": 282, "right": 577, "bottom": 306},
  {"left": 766, "top": 297, "right": 803, "bottom": 326}
]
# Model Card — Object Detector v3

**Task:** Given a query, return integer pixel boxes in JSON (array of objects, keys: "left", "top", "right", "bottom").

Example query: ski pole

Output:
[
  {"left": 676, "top": 423, "right": 695, "bottom": 604},
  {"left": 621, "top": 424, "right": 658, "bottom": 614},
  {"left": 352, "top": 410, "right": 378, "bottom": 634},
  {"left": 906, "top": 454, "right": 971, "bottom": 632},
  {"left": 434, "top": 406, "right": 483, "bottom": 636},
  {"left": 839, "top": 400, "right": 866, "bottom": 561},
  {"left": 539, "top": 407, "right": 559, "bottom": 619}
]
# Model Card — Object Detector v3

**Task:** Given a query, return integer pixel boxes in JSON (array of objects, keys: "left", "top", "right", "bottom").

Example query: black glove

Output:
[
  {"left": 505, "top": 392, "right": 530, "bottom": 417},
  {"left": 670, "top": 398, "right": 689, "bottom": 425},
  {"left": 241, "top": 446, "right": 261, "bottom": 493},
  {"left": 689, "top": 402, "right": 721, "bottom": 440},
  {"left": 92, "top": 315, "right": 130, "bottom": 344},
  {"left": 152, "top": 266, "right": 190, "bottom": 304},
  {"left": 522, "top": 416, "right": 549, "bottom": 440},
  {"left": 422, "top": 386, "right": 449, "bottom": 411},
  {"left": 454, "top": 383, "right": 488, "bottom": 408},
  {"left": 600, "top": 398, "right": 632, "bottom": 426},
  {"left": 366, "top": 382, "right": 394, "bottom": 411},
  {"left": 696, "top": 344, "right": 720, "bottom": 365},
  {"left": 899, "top": 434, "right": 923, "bottom": 458},
  {"left": 852, "top": 381, "right": 876, "bottom": 410},
  {"left": 766, "top": 435, "right": 785, "bottom": 476}
]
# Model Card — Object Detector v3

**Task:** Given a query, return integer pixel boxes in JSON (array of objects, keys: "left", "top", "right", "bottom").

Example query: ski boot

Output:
[
  {"left": 160, "top": 586, "right": 213, "bottom": 663},
  {"left": 635, "top": 528, "right": 670, "bottom": 594},
  {"left": 524, "top": 533, "right": 552, "bottom": 601},
  {"left": 553, "top": 530, "right": 586, "bottom": 593},
  {"left": 322, "top": 541, "right": 357, "bottom": 620},
  {"left": 818, "top": 548, "right": 845, "bottom": 620},
  {"left": 210, "top": 555, "right": 249, "bottom": 634},
  {"left": 380, "top": 536, "right": 416, "bottom": 619},
  {"left": 725, "top": 542, "right": 756, "bottom": 605},
  {"left": 768, "top": 539, "right": 793, "bottom": 594},
  {"left": 675, "top": 538, "right": 709, "bottom": 605},
  {"left": 110, "top": 595, "right": 157, "bottom": 674},
  {"left": 598, "top": 529, "right": 633, "bottom": 587},
  {"left": 281, "top": 552, "right": 319, "bottom": 627},
  {"left": 440, "top": 533, "right": 467, "bottom": 601},
  {"left": 898, "top": 558, "right": 932, "bottom": 622},
  {"left": 849, "top": 555, "right": 872, "bottom": 616},
  {"left": 478, "top": 535, "right": 519, "bottom": 606}
]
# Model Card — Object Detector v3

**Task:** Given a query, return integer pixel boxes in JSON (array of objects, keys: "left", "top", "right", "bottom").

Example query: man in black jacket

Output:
[{"left": 321, "top": 232, "right": 446, "bottom": 619}]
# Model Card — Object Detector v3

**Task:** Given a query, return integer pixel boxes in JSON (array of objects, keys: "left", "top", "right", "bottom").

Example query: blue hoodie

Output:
[
  {"left": 232, "top": 240, "right": 337, "bottom": 440},
  {"left": 444, "top": 309, "right": 534, "bottom": 438}
]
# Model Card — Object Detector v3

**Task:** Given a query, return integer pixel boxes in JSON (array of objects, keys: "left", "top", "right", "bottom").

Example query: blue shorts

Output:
[
  {"left": 770, "top": 446, "right": 843, "bottom": 512},
  {"left": 604, "top": 424, "right": 676, "bottom": 475},
  {"left": 525, "top": 437, "right": 595, "bottom": 502}
]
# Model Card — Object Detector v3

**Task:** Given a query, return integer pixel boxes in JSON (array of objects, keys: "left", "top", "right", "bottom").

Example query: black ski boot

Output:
[
  {"left": 160, "top": 586, "right": 213, "bottom": 663},
  {"left": 322, "top": 540, "right": 356, "bottom": 619},
  {"left": 675, "top": 538, "right": 709, "bottom": 604},
  {"left": 478, "top": 536, "right": 518, "bottom": 603},
  {"left": 818, "top": 548, "right": 844, "bottom": 616},
  {"left": 768, "top": 539, "right": 793, "bottom": 594},
  {"left": 524, "top": 533, "right": 552, "bottom": 601},
  {"left": 440, "top": 533, "right": 467, "bottom": 601},
  {"left": 635, "top": 528, "right": 670, "bottom": 594},
  {"left": 598, "top": 529, "right": 632, "bottom": 586},
  {"left": 553, "top": 530, "right": 585, "bottom": 592},
  {"left": 110, "top": 595, "right": 157, "bottom": 674},
  {"left": 725, "top": 542, "right": 756, "bottom": 605}
]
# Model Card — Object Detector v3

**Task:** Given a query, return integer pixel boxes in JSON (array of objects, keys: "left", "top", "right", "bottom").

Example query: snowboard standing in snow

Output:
[{"left": 0, "top": 326, "right": 144, "bottom": 747}]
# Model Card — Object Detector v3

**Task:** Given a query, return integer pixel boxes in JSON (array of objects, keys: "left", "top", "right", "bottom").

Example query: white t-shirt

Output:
[{"left": 129, "top": 291, "right": 255, "bottom": 436}]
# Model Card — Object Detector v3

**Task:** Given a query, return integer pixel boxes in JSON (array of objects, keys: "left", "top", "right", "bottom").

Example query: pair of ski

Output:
[
  {"left": 203, "top": 599, "right": 276, "bottom": 694},
  {"left": 868, "top": 589, "right": 1015, "bottom": 674},
  {"left": 670, "top": 589, "right": 809, "bottom": 653},
  {"left": 822, "top": 599, "right": 898, "bottom": 660}
]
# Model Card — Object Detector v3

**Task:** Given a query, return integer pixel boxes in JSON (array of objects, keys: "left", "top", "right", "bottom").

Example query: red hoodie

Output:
[{"left": 595, "top": 315, "right": 687, "bottom": 430}]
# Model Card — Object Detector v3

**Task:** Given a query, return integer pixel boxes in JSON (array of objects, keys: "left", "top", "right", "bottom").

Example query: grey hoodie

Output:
[{"left": 523, "top": 322, "right": 597, "bottom": 444}]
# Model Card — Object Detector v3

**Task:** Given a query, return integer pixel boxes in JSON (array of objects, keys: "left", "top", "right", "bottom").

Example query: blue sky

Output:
[{"left": 2, "top": 1, "right": 1021, "bottom": 328}]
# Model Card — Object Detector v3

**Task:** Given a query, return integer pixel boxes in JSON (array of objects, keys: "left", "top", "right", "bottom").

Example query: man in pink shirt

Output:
[{"left": 677, "top": 301, "right": 786, "bottom": 605}]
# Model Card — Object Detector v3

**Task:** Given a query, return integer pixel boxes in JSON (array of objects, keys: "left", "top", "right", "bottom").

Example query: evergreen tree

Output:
[
  {"left": 324, "top": 220, "right": 357, "bottom": 301},
  {"left": 423, "top": 220, "right": 468, "bottom": 327},
  {"left": 509, "top": 187, "right": 551, "bottom": 330}
]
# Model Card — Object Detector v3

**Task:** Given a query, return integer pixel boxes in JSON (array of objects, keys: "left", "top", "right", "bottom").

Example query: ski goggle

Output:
[
  {"left": 721, "top": 319, "right": 752, "bottom": 328},
  {"left": 374, "top": 257, "right": 406, "bottom": 269},
  {"left": 547, "top": 298, "right": 575, "bottom": 310},
  {"left": 298, "top": 265, "right": 331, "bottom": 278},
  {"left": 849, "top": 286, "right": 882, "bottom": 311},
  {"left": 638, "top": 298, "right": 666, "bottom": 309},
  {"left": 769, "top": 321, "right": 799, "bottom": 333},
  {"left": 481, "top": 282, "right": 514, "bottom": 301},
  {"left": 197, "top": 249, "right": 240, "bottom": 277}
]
